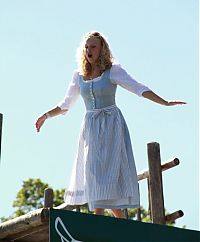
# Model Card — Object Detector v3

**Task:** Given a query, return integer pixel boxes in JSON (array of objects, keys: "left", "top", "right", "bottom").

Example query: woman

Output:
[{"left": 35, "top": 31, "right": 186, "bottom": 218}]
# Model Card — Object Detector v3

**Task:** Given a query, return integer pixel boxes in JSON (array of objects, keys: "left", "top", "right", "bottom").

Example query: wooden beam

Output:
[
  {"left": 54, "top": 203, "right": 79, "bottom": 210},
  {"left": 165, "top": 210, "right": 184, "bottom": 224},
  {"left": 0, "top": 204, "right": 76, "bottom": 240},
  {"left": 0, "top": 208, "right": 43, "bottom": 239},
  {"left": 161, "top": 158, "right": 179, "bottom": 171},
  {"left": 147, "top": 142, "right": 165, "bottom": 224},
  {"left": 137, "top": 158, "right": 180, "bottom": 181}
]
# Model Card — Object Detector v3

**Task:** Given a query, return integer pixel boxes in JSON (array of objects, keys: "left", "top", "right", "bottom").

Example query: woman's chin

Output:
[{"left": 86, "top": 57, "right": 98, "bottom": 65}]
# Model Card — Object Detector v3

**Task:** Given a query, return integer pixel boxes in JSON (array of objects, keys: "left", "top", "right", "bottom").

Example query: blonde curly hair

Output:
[{"left": 76, "top": 31, "right": 114, "bottom": 77}]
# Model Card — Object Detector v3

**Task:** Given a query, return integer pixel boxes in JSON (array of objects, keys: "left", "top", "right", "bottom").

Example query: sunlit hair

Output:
[{"left": 76, "top": 31, "right": 114, "bottom": 77}]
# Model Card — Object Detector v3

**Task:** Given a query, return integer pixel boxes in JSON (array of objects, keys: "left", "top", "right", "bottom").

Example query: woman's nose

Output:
[{"left": 87, "top": 47, "right": 92, "bottom": 53}]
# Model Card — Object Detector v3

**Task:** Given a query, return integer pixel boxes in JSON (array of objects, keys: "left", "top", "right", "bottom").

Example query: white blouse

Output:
[{"left": 58, "top": 64, "right": 151, "bottom": 111}]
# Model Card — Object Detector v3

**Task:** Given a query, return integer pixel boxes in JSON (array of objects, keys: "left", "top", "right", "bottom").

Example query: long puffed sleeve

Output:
[
  {"left": 110, "top": 64, "right": 151, "bottom": 96},
  {"left": 57, "top": 71, "right": 80, "bottom": 111}
]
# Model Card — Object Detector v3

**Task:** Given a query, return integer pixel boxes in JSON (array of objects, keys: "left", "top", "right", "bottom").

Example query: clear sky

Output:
[{"left": 0, "top": 0, "right": 199, "bottom": 230}]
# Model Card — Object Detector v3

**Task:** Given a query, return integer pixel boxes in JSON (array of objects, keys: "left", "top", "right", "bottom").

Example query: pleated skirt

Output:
[{"left": 64, "top": 105, "right": 140, "bottom": 211}]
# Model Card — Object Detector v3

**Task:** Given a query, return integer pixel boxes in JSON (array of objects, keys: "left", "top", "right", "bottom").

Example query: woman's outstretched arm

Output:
[
  {"left": 35, "top": 106, "right": 68, "bottom": 132},
  {"left": 142, "top": 91, "right": 187, "bottom": 106}
]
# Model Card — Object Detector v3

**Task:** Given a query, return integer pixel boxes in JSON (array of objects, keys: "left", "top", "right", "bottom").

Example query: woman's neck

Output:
[
  {"left": 90, "top": 64, "right": 99, "bottom": 72},
  {"left": 87, "top": 65, "right": 101, "bottom": 80}
]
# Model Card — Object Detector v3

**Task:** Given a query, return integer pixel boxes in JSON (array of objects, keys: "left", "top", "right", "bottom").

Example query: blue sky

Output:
[{"left": 0, "top": 0, "right": 199, "bottom": 230}]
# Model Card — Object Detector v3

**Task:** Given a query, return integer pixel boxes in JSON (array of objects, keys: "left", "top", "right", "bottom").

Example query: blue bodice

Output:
[{"left": 79, "top": 69, "right": 117, "bottom": 110}]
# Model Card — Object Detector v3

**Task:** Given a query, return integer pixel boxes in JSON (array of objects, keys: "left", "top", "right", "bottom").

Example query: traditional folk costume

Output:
[{"left": 58, "top": 64, "right": 151, "bottom": 211}]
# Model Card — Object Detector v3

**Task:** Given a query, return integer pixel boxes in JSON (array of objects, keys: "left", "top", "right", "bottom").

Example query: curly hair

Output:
[{"left": 76, "top": 31, "right": 114, "bottom": 77}]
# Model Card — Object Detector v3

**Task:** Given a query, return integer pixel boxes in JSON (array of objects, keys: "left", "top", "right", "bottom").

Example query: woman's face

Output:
[{"left": 85, "top": 37, "right": 102, "bottom": 65}]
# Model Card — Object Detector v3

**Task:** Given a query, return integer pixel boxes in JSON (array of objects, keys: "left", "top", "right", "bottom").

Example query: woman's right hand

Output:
[
  {"left": 35, "top": 107, "right": 66, "bottom": 132},
  {"left": 35, "top": 115, "right": 47, "bottom": 132}
]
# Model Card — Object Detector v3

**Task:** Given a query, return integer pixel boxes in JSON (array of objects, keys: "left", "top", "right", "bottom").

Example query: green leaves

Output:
[
  {"left": 13, "top": 178, "right": 49, "bottom": 215},
  {"left": 6, "top": 178, "right": 65, "bottom": 219}
]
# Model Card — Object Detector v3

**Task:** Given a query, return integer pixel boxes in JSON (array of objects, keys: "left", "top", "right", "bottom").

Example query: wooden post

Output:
[
  {"left": 124, "top": 209, "right": 128, "bottom": 219},
  {"left": 0, "top": 113, "right": 3, "bottom": 161},
  {"left": 147, "top": 178, "right": 152, "bottom": 221},
  {"left": 137, "top": 208, "right": 141, "bottom": 221},
  {"left": 76, "top": 206, "right": 80, "bottom": 212},
  {"left": 147, "top": 142, "right": 165, "bottom": 224},
  {"left": 44, "top": 188, "right": 54, "bottom": 208}
]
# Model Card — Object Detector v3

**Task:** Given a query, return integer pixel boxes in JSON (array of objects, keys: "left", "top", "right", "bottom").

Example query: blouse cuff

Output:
[{"left": 137, "top": 87, "right": 151, "bottom": 97}]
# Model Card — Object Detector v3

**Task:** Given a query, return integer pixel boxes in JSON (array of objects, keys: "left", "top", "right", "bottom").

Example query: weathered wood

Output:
[
  {"left": 0, "top": 205, "right": 76, "bottom": 240},
  {"left": 124, "top": 209, "right": 128, "bottom": 219},
  {"left": 5, "top": 224, "right": 48, "bottom": 242},
  {"left": 76, "top": 205, "right": 81, "bottom": 212},
  {"left": 137, "top": 208, "right": 141, "bottom": 221},
  {"left": 44, "top": 188, "right": 54, "bottom": 208},
  {"left": 54, "top": 203, "right": 80, "bottom": 211},
  {"left": 147, "top": 142, "right": 165, "bottom": 224},
  {"left": 0, "top": 113, "right": 3, "bottom": 161},
  {"left": 0, "top": 208, "right": 43, "bottom": 239},
  {"left": 147, "top": 178, "right": 152, "bottom": 221},
  {"left": 137, "top": 158, "right": 180, "bottom": 181},
  {"left": 165, "top": 210, "right": 184, "bottom": 223},
  {"left": 161, "top": 158, "right": 179, "bottom": 171}
]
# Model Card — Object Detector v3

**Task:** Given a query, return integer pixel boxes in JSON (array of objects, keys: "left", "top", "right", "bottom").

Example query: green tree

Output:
[
  {"left": 13, "top": 178, "right": 49, "bottom": 216},
  {"left": 0, "top": 178, "right": 65, "bottom": 222}
]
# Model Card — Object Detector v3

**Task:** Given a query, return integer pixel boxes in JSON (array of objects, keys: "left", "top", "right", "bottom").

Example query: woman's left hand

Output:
[
  {"left": 142, "top": 91, "right": 187, "bottom": 106},
  {"left": 166, "top": 101, "right": 187, "bottom": 106}
]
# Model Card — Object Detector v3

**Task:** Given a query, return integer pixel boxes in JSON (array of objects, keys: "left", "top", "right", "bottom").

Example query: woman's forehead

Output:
[{"left": 85, "top": 37, "right": 101, "bottom": 46}]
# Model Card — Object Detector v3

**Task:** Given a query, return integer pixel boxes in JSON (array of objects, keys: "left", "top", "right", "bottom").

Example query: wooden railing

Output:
[{"left": 138, "top": 142, "right": 184, "bottom": 224}]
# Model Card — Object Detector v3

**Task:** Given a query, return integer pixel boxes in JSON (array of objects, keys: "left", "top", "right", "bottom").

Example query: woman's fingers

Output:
[
  {"left": 35, "top": 120, "right": 41, "bottom": 132},
  {"left": 35, "top": 116, "right": 46, "bottom": 132},
  {"left": 167, "top": 101, "right": 187, "bottom": 106}
]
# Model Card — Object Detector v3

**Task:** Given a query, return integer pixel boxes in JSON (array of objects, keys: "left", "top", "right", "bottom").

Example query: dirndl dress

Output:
[{"left": 58, "top": 64, "right": 151, "bottom": 211}]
